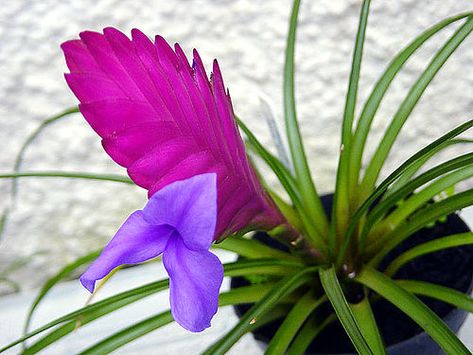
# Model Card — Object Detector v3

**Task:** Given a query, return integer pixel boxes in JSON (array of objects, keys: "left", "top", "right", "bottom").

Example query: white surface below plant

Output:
[{"left": 1, "top": 207, "right": 473, "bottom": 354}]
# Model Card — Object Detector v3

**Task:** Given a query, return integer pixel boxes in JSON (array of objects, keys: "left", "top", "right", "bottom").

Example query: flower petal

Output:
[
  {"left": 143, "top": 173, "right": 217, "bottom": 250},
  {"left": 80, "top": 211, "right": 173, "bottom": 292},
  {"left": 163, "top": 237, "right": 223, "bottom": 332}
]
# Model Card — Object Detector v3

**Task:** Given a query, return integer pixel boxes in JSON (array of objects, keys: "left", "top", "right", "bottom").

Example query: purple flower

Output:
[
  {"left": 62, "top": 28, "right": 287, "bottom": 331},
  {"left": 81, "top": 173, "right": 222, "bottom": 332}
]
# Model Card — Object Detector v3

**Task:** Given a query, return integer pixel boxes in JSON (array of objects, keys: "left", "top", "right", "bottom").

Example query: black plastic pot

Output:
[{"left": 231, "top": 194, "right": 473, "bottom": 354}]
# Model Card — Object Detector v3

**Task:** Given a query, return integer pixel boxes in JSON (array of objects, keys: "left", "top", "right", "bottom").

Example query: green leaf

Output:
[
  {"left": 22, "top": 290, "right": 156, "bottom": 355},
  {"left": 23, "top": 250, "right": 101, "bottom": 335},
  {"left": 12, "top": 107, "right": 79, "bottom": 173},
  {"left": 356, "top": 267, "right": 470, "bottom": 355},
  {"left": 1, "top": 107, "right": 80, "bottom": 241},
  {"left": 237, "top": 117, "right": 299, "bottom": 201},
  {"left": 0, "top": 171, "right": 133, "bottom": 184},
  {"left": 334, "top": 0, "right": 371, "bottom": 239},
  {"left": 238, "top": 117, "right": 328, "bottom": 255},
  {"left": 0, "top": 279, "right": 170, "bottom": 353},
  {"left": 283, "top": 0, "right": 328, "bottom": 239},
  {"left": 396, "top": 280, "right": 473, "bottom": 313},
  {"left": 76, "top": 284, "right": 284, "bottom": 355},
  {"left": 265, "top": 291, "right": 327, "bottom": 354},
  {"left": 216, "top": 283, "right": 278, "bottom": 306},
  {"left": 368, "top": 188, "right": 473, "bottom": 266},
  {"left": 203, "top": 266, "right": 320, "bottom": 355},
  {"left": 24, "top": 283, "right": 277, "bottom": 355},
  {"left": 212, "top": 235, "right": 303, "bottom": 263},
  {"left": 350, "top": 297, "right": 385, "bottom": 354},
  {"left": 286, "top": 313, "right": 336, "bottom": 355},
  {"left": 361, "top": 153, "right": 473, "bottom": 243},
  {"left": 360, "top": 15, "right": 473, "bottom": 195},
  {"left": 223, "top": 258, "right": 304, "bottom": 277},
  {"left": 78, "top": 311, "right": 173, "bottom": 355},
  {"left": 385, "top": 232, "right": 473, "bottom": 277},
  {"left": 349, "top": 13, "right": 472, "bottom": 199},
  {"left": 319, "top": 267, "right": 373, "bottom": 354},
  {"left": 266, "top": 188, "right": 304, "bottom": 233},
  {"left": 387, "top": 138, "right": 473, "bottom": 196},
  {"left": 380, "top": 165, "right": 473, "bottom": 229},
  {"left": 336, "top": 119, "right": 473, "bottom": 267},
  {"left": 1, "top": 258, "right": 296, "bottom": 353},
  {"left": 11, "top": 107, "right": 79, "bottom": 193}
]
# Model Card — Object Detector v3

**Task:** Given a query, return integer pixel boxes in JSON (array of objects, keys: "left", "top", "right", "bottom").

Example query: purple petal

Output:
[
  {"left": 143, "top": 173, "right": 217, "bottom": 250},
  {"left": 80, "top": 211, "right": 173, "bottom": 293},
  {"left": 163, "top": 237, "right": 223, "bottom": 332}
]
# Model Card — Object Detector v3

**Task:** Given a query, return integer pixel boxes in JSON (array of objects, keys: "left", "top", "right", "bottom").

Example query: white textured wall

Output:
[{"left": 0, "top": 0, "right": 472, "bottom": 290}]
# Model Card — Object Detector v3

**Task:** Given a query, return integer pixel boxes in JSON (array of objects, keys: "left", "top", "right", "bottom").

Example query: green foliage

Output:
[
  {"left": 2, "top": 1, "right": 473, "bottom": 354},
  {"left": 319, "top": 267, "right": 374, "bottom": 354},
  {"left": 283, "top": 0, "right": 329, "bottom": 244},
  {"left": 357, "top": 268, "right": 471, "bottom": 355}
]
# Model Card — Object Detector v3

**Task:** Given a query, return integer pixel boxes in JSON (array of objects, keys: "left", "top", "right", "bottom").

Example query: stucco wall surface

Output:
[{"left": 0, "top": 0, "right": 472, "bottom": 290}]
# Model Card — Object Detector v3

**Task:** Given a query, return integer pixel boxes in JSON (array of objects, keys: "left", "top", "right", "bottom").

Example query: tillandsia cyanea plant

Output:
[{"left": 1, "top": 0, "right": 473, "bottom": 354}]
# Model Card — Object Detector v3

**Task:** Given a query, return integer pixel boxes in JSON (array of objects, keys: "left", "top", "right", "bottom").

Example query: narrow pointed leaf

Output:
[
  {"left": 381, "top": 165, "right": 473, "bottom": 228},
  {"left": 356, "top": 267, "right": 470, "bottom": 355},
  {"left": 286, "top": 313, "right": 336, "bottom": 355},
  {"left": 360, "top": 16, "right": 473, "bottom": 194},
  {"left": 350, "top": 297, "right": 385, "bottom": 354},
  {"left": 238, "top": 117, "right": 328, "bottom": 254},
  {"left": 396, "top": 280, "right": 473, "bottom": 313},
  {"left": 79, "top": 303, "right": 288, "bottom": 355},
  {"left": 24, "top": 250, "right": 101, "bottom": 335},
  {"left": 387, "top": 138, "right": 473, "bottom": 196},
  {"left": 212, "top": 235, "right": 303, "bottom": 263},
  {"left": 0, "top": 171, "right": 133, "bottom": 184},
  {"left": 361, "top": 153, "right": 473, "bottom": 242},
  {"left": 11, "top": 107, "right": 79, "bottom": 197},
  {"left": 283, "top": 0, "right": 328, "bottom": 238},
  {"left": 369, "top": 189, "right": 473, "bottom": 265},
  {"left": 385, "top": 232, "right": 473, "bottom": 277},
  {"left": 0, "top": 279, "right": 169, "bottom": 353},
  {"left": 1, "top": 259, "right": 296, "bottom": 353},
  {"left": 0, "top": 106, "right": 78, "bottom": 241},
  {"left": 203, "top": 266, "right": 320, "bottom": 355},
  {"left": 319, "top": 267, "right": 373, "bottom": 354},
  {"left": 78, "top": 311, "right": 173, "bottom": 355},
  {"left": 349, "top": 13, "right": 471, "bottom": 196},
  {"left": 334, "top": 0, "right": 371, "bottom": 237},
  {"left": 236, "top": 117, "right": 299, "bottom": 204},
  {"left": 24, "top": 284, "right": 277, "bottom": 354},
  {"left": 336, "top": 119, "right": 473, "bottom": 267},
  {"left": 265, "top": 292, "right": 327, "bottom": 354}
]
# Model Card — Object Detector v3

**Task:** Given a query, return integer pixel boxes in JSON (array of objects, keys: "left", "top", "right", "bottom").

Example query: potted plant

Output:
[{"left": 1, "top": 0, "right": 472, "bottom": 354}]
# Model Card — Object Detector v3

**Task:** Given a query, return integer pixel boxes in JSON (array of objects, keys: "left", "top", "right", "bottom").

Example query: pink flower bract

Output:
[
  {"left": 62, "top": 28, "right": 290, "bottom": 331},
  {"left": 62, "top": 27, "right": 284, "bottom": 239}
]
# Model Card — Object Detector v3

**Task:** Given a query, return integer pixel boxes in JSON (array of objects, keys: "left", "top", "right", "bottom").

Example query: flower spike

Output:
[
  {"left": 62, "top": 28, "right": 287, "bottom": 331},
  {"left": 62, "top": 27, "right": 284, "bottom": 239}
]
